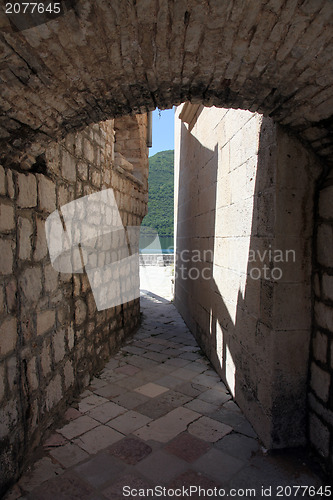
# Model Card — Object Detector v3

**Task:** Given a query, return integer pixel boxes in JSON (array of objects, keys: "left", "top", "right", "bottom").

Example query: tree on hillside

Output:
[{"left": 141, "top": 150, "right": 174, "bottom": 237}]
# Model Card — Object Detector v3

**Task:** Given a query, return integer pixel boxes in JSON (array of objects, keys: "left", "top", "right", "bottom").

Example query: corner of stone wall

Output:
[{"left": 308, "top": 164, "right": 333, "bottom": 474}]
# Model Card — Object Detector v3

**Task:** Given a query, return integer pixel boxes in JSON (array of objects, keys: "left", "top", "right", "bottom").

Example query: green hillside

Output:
[{"left": 142, "top": 150, "right": 174, "bottom": 237}]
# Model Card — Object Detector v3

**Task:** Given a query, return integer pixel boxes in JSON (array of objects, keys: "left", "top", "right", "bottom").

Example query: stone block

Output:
[
  {"left": 37, "top": 309, "right": 55, "bottom": 336},
  {"left": 61, "top": 150, "right": 76, "bottom": 182},
  {"left": 18, "top": 457, "right": 63, "bottom": 493},
  {"left": 108, "top": 437, "right": 152, "bottom": 465},
  {"left": 319, "top": 185, "right": 333, "bottom": 220},
  {"left": 27, "top": 357, "right": 39, "bottom": 391},
  {"left": 310, "top": 362, "right": 330, "bottom": 403},
  {"left": 74, "top": 425, "right": 123, "bottom": 454},
  {"left": 58, "top": 415, "right": 99, "bottom": 440},
  {"left": 77, "top": 161, "right": 88, "bottom": 180},
  {"left": 164, "top": 432, "right": 210, "bottom": 462},
  {"left": 83, "top": 139, "right": 95, "bottom": 163},
  {"left": 322, "top": 273, "right": 333, "bottom": 302},
  {"left": 188, "top": 416, "right": 233, "bottom": 442},
  {"left": 0, "top": 239, "right": 14, "bottom": 275},
  {"left": 5, "top": 279, "right": 17, "bottom": 313},
  {"left": 40, "top": 341, "right": 51, "bottom": 376},
  {"left": 193, "top": 448, "right": 244, "bottom": 483},
  {"left": 17, "top": 173, "right": 37, "bottom": 208},
  {"left": 6, "top": 170, "right": 14, "bottom": 199},
  {"left": 37, "top": 174, "right": 56, "bottom": 213},
  {"left": 53, "top": 328, "right": 65, "bottom": 363},
  {"left": 64, "top": 360, "right": 74, "bottom": 389},
  {"left": 0, "top": 316, "right": 17, "bottom": 356},
  {"left": 107, "top": 410, "right": 151, "bottom": 434},
  {"left": 0, "top": 165, "right": 5, "bottom": 195},
  {"left": 0, "top": 286, "right": 4, "bottom": 314},
  {"left": 44, "top": 263, "right": 59, "bottom": 293},
  {"left": 0, "top": 202, "right": 14, "bottom": 232},
  {"left": 0, "top": 363, "right": 6, "bottom": 401},
  {"left": 317, "top": 223, "right": 333, "bottom": 268},
  {"left": 34, "top": 217, "right": 48, "bottom": 261},
  {"left": 75, "top": 452, "right": 122, "bottom": 488},
  {"left": 49, "top": 442, "right": 89, "bottom": 469},
  {"left": 0, "top": 399, "right": 17, "bottom": 439},
  {"left": 6, "top": 355, "right": 16, "bottom": 390},
  {"left": 18, "top": 216, "right": 33, "bottom": 260},
  {"left": 315, "top": 300, "right": 333, "bottom": 332},
  {"left": 75, "top": 299, "right": 87, "bottom": 326},
  {"left": 312, "top": 331, "right": 327, "bottom": 364},
  {"left": 67, "top": 324, "right": 74, "bottom": 350},
  {"left": 309, "top": 412, "right": 330, "bottom": 458},
  {"left": 45, "top": 374, "right": 62, "bottom": 411},
  {"left": 134, "top": 382, "right": 169, "bottom": 398},
  {"left": 134, "top": 407, "right": 200, "bottom": 443},
  {"left": 0, "top": 362, "right": 5, "bottom": 401}
]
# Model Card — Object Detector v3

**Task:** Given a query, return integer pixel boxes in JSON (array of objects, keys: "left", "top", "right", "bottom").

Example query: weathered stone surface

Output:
[
  {"left": 309, "top": 412, "right": 330, "bottom": 458},
  {"left": 37, "top": 175, "right": 56, "bottom": 213},
  {"left": 37, "top": 310, "right": 55, "bottom": 336},
  {"left": 322, "top": 274, "right": 333, "bottom": 302},
  {"left": 0, "top": 117, "right": 147, "bottom": 496},
  {"left": 313, "top": 331, "right": 327, "bottom": 364},
  {"left": 18, "top": 217, "right": 33, "bottom": 261},
  {"left": 0, "top": 240, "right": 14, "bottom": 275},
  {"left": 34, "top": 218, "right": 48, "bottom": 261},
  {"left": 174, "top": 105, "right": 318, "bottom": 452},
  {"left": 310, "top": 362, "right": 330, "bottom": 403},
  {"left": 315, "top": 301, "right": 333, "bottom": 332},
  {"left": 64, "top": 360, "right": 74, "bottom": 389},
  {"left": 61, "top": 150, "right": 76, "bottom": 183},
  {"left": 44, "top": 264, "right": 58, "bottom": 293},
  {"left": 40, "top": 341, "right": 51, "bottom": 376},
  {"left": 0, "top": 203, "right": 14, "bottom": 232},
  {"left": 45, "top": 374, "right": 63, "bottom": 412},
  {"left": 53, "top": 329, "right": 65, "bottom": 363},
  {"left": 319, "top": 185, "right": 333, "bottom": 220},
  {"left": 0, "top": 0, "right": 331, "bottom": 172},
  {"left": 75, "top": 300, "right": 87, "bottom": 326},
  {"left": 317, "top": 224, "right": 333, "bottom": 268},
  {"left": 19, "top": 267, "right": 42, "bottom": 302},
  {"left": 16, "top": 174, "right": 37, "bottom": 209},
  {"left": 0, "top": 166, "right": 5, "bottom": 195},
  {"left": 0, "top": 317, "right": 17, "bottom": 356}
]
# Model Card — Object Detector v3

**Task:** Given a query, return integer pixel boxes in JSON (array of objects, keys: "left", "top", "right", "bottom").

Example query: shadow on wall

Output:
[{"left": 175, "top": 115, "right": 316, "bottom": 450}]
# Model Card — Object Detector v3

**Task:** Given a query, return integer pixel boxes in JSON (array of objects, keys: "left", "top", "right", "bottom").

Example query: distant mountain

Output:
[{"left": 142, "top": 150, "right": 174, "bottom": 237}]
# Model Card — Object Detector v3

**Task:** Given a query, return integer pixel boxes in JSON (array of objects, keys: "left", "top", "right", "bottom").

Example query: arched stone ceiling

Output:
[{"left": 0, "top": 0, "right": 332, "bottom": 168}]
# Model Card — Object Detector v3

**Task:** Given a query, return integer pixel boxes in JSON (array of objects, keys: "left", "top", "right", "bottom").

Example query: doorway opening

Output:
[{"left": 140, "top": 108, "right": 175, "bottom": 301}]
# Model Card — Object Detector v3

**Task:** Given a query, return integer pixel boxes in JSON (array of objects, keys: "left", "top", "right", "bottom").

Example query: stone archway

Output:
[
  {"left": 0, "top": 0, "right": 332, "bottom": 168},
  {"left": 1, "top": 0, "right": 333, "bottom": 489}
]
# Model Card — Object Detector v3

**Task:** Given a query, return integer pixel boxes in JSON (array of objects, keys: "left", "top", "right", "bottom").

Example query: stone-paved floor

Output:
[{"left": 6, "top": 292, "right": 325, "bottom": 499}]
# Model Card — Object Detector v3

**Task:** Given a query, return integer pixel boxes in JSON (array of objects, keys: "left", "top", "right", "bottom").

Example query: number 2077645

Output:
[{"left": 5, "top": 3, "right": 61, "bottom": 14}]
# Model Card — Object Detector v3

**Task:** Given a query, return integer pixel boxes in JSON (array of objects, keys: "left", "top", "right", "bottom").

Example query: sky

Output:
[{"left": 149, "top": 108, "right": 175, "bottom": 156}]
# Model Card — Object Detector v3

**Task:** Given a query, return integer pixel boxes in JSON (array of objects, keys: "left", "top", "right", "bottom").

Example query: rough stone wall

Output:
[
  {"left": 114, "top": 114, "right": 149, "bottom": 182},
  {"left": 309, "top": 168, "right": 333, "bottom": 473},
  {"left": 174, "top": 105, "right": 322, "bottom": 450},
  {"left": 0, "top": 119, "right": 148, "bottom": 493}
]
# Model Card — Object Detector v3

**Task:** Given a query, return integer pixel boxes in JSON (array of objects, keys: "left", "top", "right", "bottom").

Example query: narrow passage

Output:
[{"left": 7, "top": 292, "right": 323, "bottom": 499}]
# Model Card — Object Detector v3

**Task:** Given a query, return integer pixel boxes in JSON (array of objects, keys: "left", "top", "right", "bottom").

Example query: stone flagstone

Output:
[{"left": 5, "top": 286, "right": 324, "bottom": 498}]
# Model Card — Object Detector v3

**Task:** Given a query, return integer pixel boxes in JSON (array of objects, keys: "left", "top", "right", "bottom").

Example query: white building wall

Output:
[{"left": 174, "top": 104, "right": 321, "bottom": 448}]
